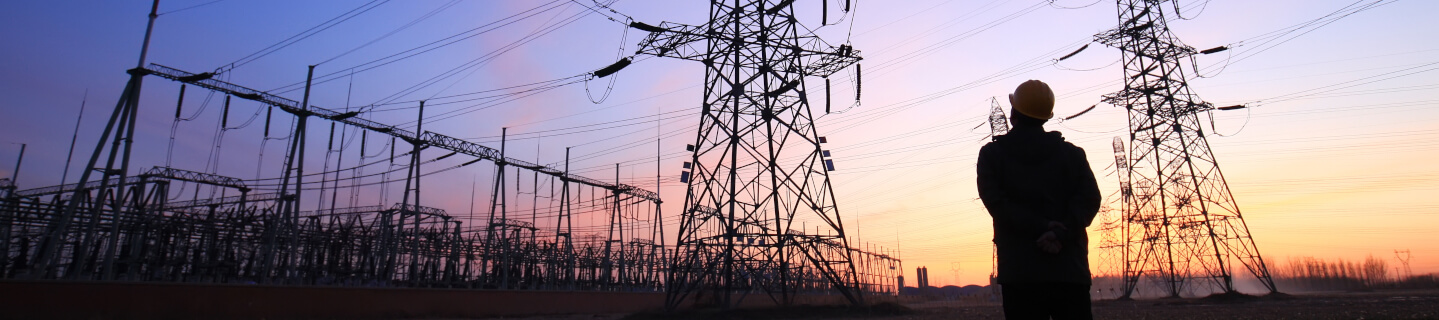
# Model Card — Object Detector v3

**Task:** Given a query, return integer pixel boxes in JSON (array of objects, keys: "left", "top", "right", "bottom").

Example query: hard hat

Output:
[{"left": 1009, "top": 80, "right": 1055, "bottom": 120}]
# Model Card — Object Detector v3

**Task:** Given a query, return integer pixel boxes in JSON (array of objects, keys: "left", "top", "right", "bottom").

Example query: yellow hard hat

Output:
[{"left": 1010, "top": 80, "right": 1055, "bottom": 120}]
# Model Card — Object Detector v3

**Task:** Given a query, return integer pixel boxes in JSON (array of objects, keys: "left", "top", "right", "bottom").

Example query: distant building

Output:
[
  {"left": 897, "top": 275, "right": 905, "bottom": 294},
  {"left": 916, "top": 266, "right": 930, "bottom": 293}
]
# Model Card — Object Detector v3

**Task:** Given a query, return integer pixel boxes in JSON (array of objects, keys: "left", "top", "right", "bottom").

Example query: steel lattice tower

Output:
[
  {"left": 987, "top": 98, "right": 1010, "bottom": 139},
  {"left": 1091, "top": 137, "right": 1129, "bottom": 297},
  {"left": 1098, "top": 0, "right": 1278, "bottom": 298},
  {"left": 985, "top": 97, "right": 1005, "bottom": 288},
  {"left": 632, "top": 0, "right": 863, "bottom": 309}
]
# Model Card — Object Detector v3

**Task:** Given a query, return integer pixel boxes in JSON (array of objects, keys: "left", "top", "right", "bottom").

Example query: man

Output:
[{"left": 977, "top": 80, "right": 1102, "bottom": 320}]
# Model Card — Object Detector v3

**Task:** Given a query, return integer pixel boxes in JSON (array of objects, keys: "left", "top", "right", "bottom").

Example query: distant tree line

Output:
[{"left": 1274, "top": 255, "right": 1438, "bottom": 292}]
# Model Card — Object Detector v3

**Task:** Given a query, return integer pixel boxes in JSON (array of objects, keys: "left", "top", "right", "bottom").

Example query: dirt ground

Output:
[
  {"left": 904, "top": 290, "right": 1439, "bottom": 320},
  {"left": 480, "top": 289, "right": 1439, "bottom": 320}
]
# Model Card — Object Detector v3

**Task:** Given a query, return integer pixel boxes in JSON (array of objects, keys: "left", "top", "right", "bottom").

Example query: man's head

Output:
[{"left": 1008, "top": 80, "right": 1055, "bottom": 126}]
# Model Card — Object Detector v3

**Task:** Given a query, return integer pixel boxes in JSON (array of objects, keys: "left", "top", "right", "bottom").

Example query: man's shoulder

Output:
[
  {"left": 984, "top": 130, "right": 1085, "bottom": 154},
  {"left": 979, "top": 135, "right": 1015, "bottom": 155},
  {"left": 1043, "top": 131, "right": 1086, "bottom": 152}
]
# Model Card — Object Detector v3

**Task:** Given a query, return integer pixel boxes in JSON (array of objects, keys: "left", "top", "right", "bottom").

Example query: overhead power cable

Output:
[
  {"left": 1196, "top": 0, "right": 1398, "bottom": 76},
  {"left": 220, "top": 0, "right": 390, "bottom": 73},
  {"left": 268, "top": 0, "right": 568, "bottom": 94},
  {"left": 159, "top": 0, "right": 226, "bottom": 16},
  {"left": 314, "top": 0, "right": 463, "bottom": 67}
]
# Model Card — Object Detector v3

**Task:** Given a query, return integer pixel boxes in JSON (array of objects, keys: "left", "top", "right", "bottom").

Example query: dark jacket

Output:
[{"left": 977, "top": 127, "right": 1101, "bottom": 284}]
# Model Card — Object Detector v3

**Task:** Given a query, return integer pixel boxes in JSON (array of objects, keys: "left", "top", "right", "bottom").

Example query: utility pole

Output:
[
  {"left": 8, "top": 144, "right": 23, "bottom": 189},
  {"left": 62, "top": 93, "right": 87, "bottom": 186},
  {"left": 631, "top": 0, "right": 863, "bottom": 309},
  {"left": 30, "top": 0, "right": 160, "bottom": 279},
  {"left": 398, "top": 100, "right": 425, "bottom": 284},
  {"left": 1098, "top": 0, "right": 1277, "bottom": 298},
  {"left": 484, "top": 128, "right": 509, "bottom": 289}
]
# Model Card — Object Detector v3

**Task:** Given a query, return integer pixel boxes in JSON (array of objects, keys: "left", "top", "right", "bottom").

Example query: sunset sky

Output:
[{"left": 1, "top": 0, "right": 1435, "bottom": 291}]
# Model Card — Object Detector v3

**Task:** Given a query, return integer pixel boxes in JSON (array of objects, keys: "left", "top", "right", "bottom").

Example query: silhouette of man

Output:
[{"left": 977, "top": 80, "right": 1101, "bottom": 320}]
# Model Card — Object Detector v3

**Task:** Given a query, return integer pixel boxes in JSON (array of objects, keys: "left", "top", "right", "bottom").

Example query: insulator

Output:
[
  {"left": 1217, "top": 105, "right": 1246, "bottom": 110},
  {"left": 1063, "top": 104, "right": 1097, "bottom": 120},
  {"left": 461, "top": 158, "right": 483, "bottom": 166},
  {"left": 360, "top": 130, "right": 367, "bottom": 157},
  {"left": 1122, "top": 6, "right": 1152, "bottom": 27},
  {"left": 1126, "top": 21, "right": 1154, "bottom": 33},
  {"left": 177, "top": 72, "right": 214, "bottom": 82},
  {"left": 390, "top": 137, "right": 396, "bottom": 164},
  {"left": 327, "top": 122, "right": 336, "bottom": 150},
  {"left": 263, "top": 107, "right": 272, "bottom": 136},
  {"left": 592, "top": 57, "right": 632, "bottom": 78},
  {"left": 1200, "top": 46, "right": 1230, "bottom": 54},
  {"left": 844, "top": 0, "right": 851, "bottom": 12},
  {"left": 332, "top": 111, "right": 361, "bottom": 120},
  {"left": 235, "top": 92, "right": 261, "bottom": 100},
  {"left": 628, "top": 21, "right": 666, "bottom": 33},
  {"left": 765, "top": 0, "right": 794, "bottom": 15},
  {"left": 174, "top": 84, "right": 186, "bottom": 119},
  {"left": 854, "top": 64, "right": 862, "bottom": 101},
  {"left": 221, "top": 95, "right": 231, "bottom": 127},
  {"left": 434, "top": 151, "right": 458, "bottom": 161},
  {"left": 822, "top": 0, "right": 828, "bottom": 24},
  {"left": 1058, "top": 44, "right": 1089, "bottom": 61}
]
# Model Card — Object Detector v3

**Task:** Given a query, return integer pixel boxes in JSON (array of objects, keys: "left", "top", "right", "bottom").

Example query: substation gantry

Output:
[{"left": 3, "top": 0, "right": 668, "bottom": 289}]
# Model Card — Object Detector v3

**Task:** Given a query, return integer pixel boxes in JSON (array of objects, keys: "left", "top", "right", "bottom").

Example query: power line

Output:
[{"left": 221, "top": 0, "right": 390, "bottom": 73}]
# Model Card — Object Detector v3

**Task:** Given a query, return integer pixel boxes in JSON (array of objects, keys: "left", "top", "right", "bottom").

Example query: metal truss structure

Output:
[
  {"left": 630, "top": 0, "right": 888, "bottom": 309},
  {"left": 984, "top": 98, "right": 1005, "bottom": 289},
  {"left": 986, "top": 98, "right": 1010, "bottom": 140},
  {"left": 1090, "top": 137, "right": 1129, "bottom": 298},
  {"left": 1098, "top": 0, "right": 1277, "bottom": 298},
  {"left": 1, "top": 2, "right": 903, "bottom": 302},
  {"left": 0, "top": 60, "right": 671, "bottom": 290}
]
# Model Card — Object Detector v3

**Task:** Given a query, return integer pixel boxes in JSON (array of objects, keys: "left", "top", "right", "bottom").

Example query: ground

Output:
[
  {"left": 911, "top": 290, "right": 1439, "bottom": 320},
  {"left": 472, "top": 289, "right": 1439, "bottom": 320}
]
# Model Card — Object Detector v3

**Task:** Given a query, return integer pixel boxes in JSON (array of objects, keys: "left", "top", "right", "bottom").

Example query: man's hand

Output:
[{"left": 1036, "top": 231, "right": 1062, "bottom": 254}]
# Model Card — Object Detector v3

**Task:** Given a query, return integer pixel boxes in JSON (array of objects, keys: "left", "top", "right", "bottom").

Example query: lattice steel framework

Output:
[
  {"left": 987, "top": 98, "right": 1009, "bottom": 140},
  {"left": 3, "top": 61, "right": 671, "bottom": 289},
  {"left": 632, "top": 0, "right": 864, "bottom": 309},
  {"left": 1098, "top": 0, "right": 1277, "bottom": 298},
  {"left": 985, "top": 98, "right": 1005, "bottom": 288},
  {"left": 1090, "top": 137, "right": 1129, "bottom": 298},
  {"left": 0, "top": 1, "right": 922, "bottom": 299}
]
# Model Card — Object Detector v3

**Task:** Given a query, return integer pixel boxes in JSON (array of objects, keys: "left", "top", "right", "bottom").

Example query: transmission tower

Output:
[
  {"left": 1098, "top": 0, "right": 1277, "bottom": 298},
  {"left": 1090, "top": 137, "right": 1129, "bottom": 296},
  {"left": 630, "top": 0, "right": 863, "bottom": 308},
  {"left": 987, "top": 98, "right": 1009, "bottom": 140},
  {"left": 1395, "top": 249, "right": 1412, "bottom": 279},
  {"left": 984, "top": 98, "right": 1005, "bottom": 290}
]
